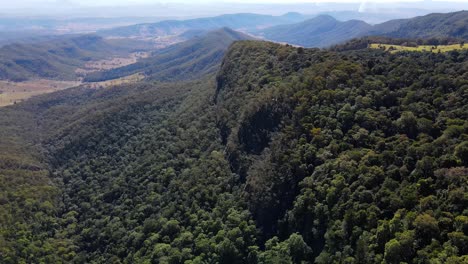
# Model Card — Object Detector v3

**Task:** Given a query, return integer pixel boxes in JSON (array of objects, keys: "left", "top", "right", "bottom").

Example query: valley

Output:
[{"left": 0, "top": 51, "right": 151, "bottom": 107}]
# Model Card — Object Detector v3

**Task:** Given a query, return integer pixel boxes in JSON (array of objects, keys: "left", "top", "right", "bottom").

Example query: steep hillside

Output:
[
  {"left": 84, "top": 28, "right": 254, "bottom": 82},
  {"left": 216, "top": 41, "right": 468, "bottom": 263},
  {"left": 258, "top": 15, "right": 372, "bottom": 47},
  {"left": 0, "top": 35, "right": 151, "bottom": 81},
  {"left": 1, "top": 40, "right": 467, "bottom": 263},
  {"left": 99, "top": 13, "right": 306, "bottom": 38}
]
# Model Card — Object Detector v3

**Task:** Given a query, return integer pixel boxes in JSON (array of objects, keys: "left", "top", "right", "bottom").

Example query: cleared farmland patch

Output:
[
  {"left": 0, "top": 79, "right": 80, "bottom": 107},
  {"left": 370, "top": 43, "right": 468, "bottom": 53},
  {"left": 76, "top": 52, "right": 150, "bottom": 75},
  {"left": 83, "top": 73, "right": 144, "bottom": 89}
]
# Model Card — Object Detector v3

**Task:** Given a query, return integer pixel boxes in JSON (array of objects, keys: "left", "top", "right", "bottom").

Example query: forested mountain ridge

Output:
[
  {"left": 258, "top": 11, "right": 468, "bottom": 47},
  {"left": 0, "top": 38, "right": 467, "bottom": 263},
  {"left": 216, "top": 41, "right": 467, "bottom": 254},
  {"left": 84, "top": 28, "right": 254, "bottom": 82},
  {"left": 0, "top": 35, "right": 151, "bottom": 81}
]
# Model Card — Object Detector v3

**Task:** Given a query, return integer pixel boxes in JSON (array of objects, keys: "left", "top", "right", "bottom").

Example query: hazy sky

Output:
[
  {"left": 2, "top": 0, "right": 464, "bottom": 8},
  {"left": 2, "top": 0, "right": 466, "bottom": 18}
]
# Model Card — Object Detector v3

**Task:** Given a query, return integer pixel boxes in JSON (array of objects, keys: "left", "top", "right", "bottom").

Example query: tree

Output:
[
  {"left": 414, "top": 214, "right": 439, "bottom": 244},
  {"left": 396, "top": 112, "right": 418, "bottom": 138},
  {"left": 286, "top": 233, "right": 312, "bottom": 263},
  {"left": 384, "top": 239, "right": 403, "bottom": 263},
  {"left": 455, "top": 141, "right": 468, "bottom": 166},
  {"left": 217, "top": 239, "right": 242, "bottom": 264}
]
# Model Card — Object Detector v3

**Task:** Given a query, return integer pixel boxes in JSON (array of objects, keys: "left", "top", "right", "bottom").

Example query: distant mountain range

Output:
[
  {"left": 86, "top": 28, "right": 253, "bottom": 82},
  {"left": 84, "top": 11, "right": 468, "bottom": 82},
  {"left": 258, "top": 11, "right": 468, "bottom": 47},
  {"left": 98, "top": 11, "right": 467, "bottom": 49},
  {"left": 99, "top": 13, "right": 307, "bottom": 38},
  {"left": 257, "top": 15, "right": 372, "bottom": 48},
  {"left": 372, "top": 10, "right": 468, "bottom": 39}
]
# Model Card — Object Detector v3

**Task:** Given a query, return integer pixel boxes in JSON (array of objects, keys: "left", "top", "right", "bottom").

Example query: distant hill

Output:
[
  {"left": 258, "top": 11, "right": 468, "bottom": 48},
  {"left": 257, "top": 15, "right": 372, "bottom": 47},
  {"left": 375, "top": 10, "right": 468, "bottom": 39},
  {"left": 0, "top": 35, "right": 151, "bottom": 81},
  {"left": 85, "top": 28, "right": 254, "bottom": 82},
  {"left": 99, "top": 13, "right": 307, "bottom": 38}
]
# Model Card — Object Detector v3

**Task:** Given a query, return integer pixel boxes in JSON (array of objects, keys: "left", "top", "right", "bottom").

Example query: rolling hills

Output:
[
  {"left": 84, "top": 28, "right": 254, "bottom": 82},
  {"left": 99, "top": 12, "right": 307, "bottom": 38},
  {"left": 0, "top": 35, "right": 152, "bottom": 81}
]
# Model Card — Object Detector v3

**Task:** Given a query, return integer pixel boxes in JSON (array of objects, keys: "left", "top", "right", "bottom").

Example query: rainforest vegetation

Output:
[{"left": 0, "top": 39, "right": 467, "bottom": 264}]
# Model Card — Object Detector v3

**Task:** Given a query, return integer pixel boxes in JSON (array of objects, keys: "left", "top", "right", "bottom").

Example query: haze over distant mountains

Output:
[
  {"left": 99, "top": 13, "right": 307, "bottom": 38},
  {"left": 100, "top": 10, "right": 468, "bottom": 49},
  {"left": 2, "top": 1, "right": 467, "bottom": 18},
  {"left": 2, "top": 2, "right": 467, "bottom": 47},
  {"left": 257, "top": 15, "right": 372, "bottom": 48},
  {"left": 2, "top": 10, "right": 465, "bottom": 83},
  {"left": 1, "top": 1, "right": 467, "bottom": 42},
  {"left": 258, "top": 11, "right": 468, "bottom": 47}
]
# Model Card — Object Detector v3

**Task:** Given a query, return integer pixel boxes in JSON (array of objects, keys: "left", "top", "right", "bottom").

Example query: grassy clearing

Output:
[
  {"left": 0, "top": 73, "right": 144, "bottom": 107},
  {"left": 83, "top": 73, "right": 144, "bottom": 89},
  {"left": 76, "top": 52, "right": 149, "bottom": 75},
  {"left": 0, "top": 51, "right": 149, "bottom": 107},
  {"left": 0, "top": 80, "right": 80, "bottom": 107},
  {"left": 370, "top": 43, "right": 468, "bottom": 53}
]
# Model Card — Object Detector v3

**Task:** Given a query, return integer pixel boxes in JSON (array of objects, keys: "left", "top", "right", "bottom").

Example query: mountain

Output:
[
  {"left": 373, "top": 10, "right": 468, "bottom": 39},
  {"left": 0, "top": 35, "right": 151, "bottom": 81},
  {"left": 317, "top": 9, "right": 434, "bottom": 24},
  {"left": 258, "top": 15, "right": 372, "bottom": 47},
  {"left": 258, "top": 11, "right": 468, "bottom": 47},
  {"left": 99, "top": 13, "right": 307, "bottom": 38},
  {"left": 1, "top": 37, "right": 467, "bottom": 263},
  {"left": 84, "top": 28, "right": 254, "bottom": 82}
]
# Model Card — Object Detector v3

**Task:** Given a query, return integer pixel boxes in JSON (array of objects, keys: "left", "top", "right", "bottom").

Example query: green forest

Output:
[{"left": 0, "top": 39, "right": 467, "bottom": 263}]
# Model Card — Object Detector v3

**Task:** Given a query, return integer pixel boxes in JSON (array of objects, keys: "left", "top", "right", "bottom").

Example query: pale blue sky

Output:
[
  {"left": 2, "top": 0, "right": 461, "bottom": 8},
  {"left": 2, "top": 0, "right": 466, "bottom": 18}
]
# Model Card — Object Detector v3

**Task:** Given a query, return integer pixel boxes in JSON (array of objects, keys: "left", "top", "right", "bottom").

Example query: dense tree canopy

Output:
[{"left": 0, "top": 40, "right": 467, "bottom": 263}]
